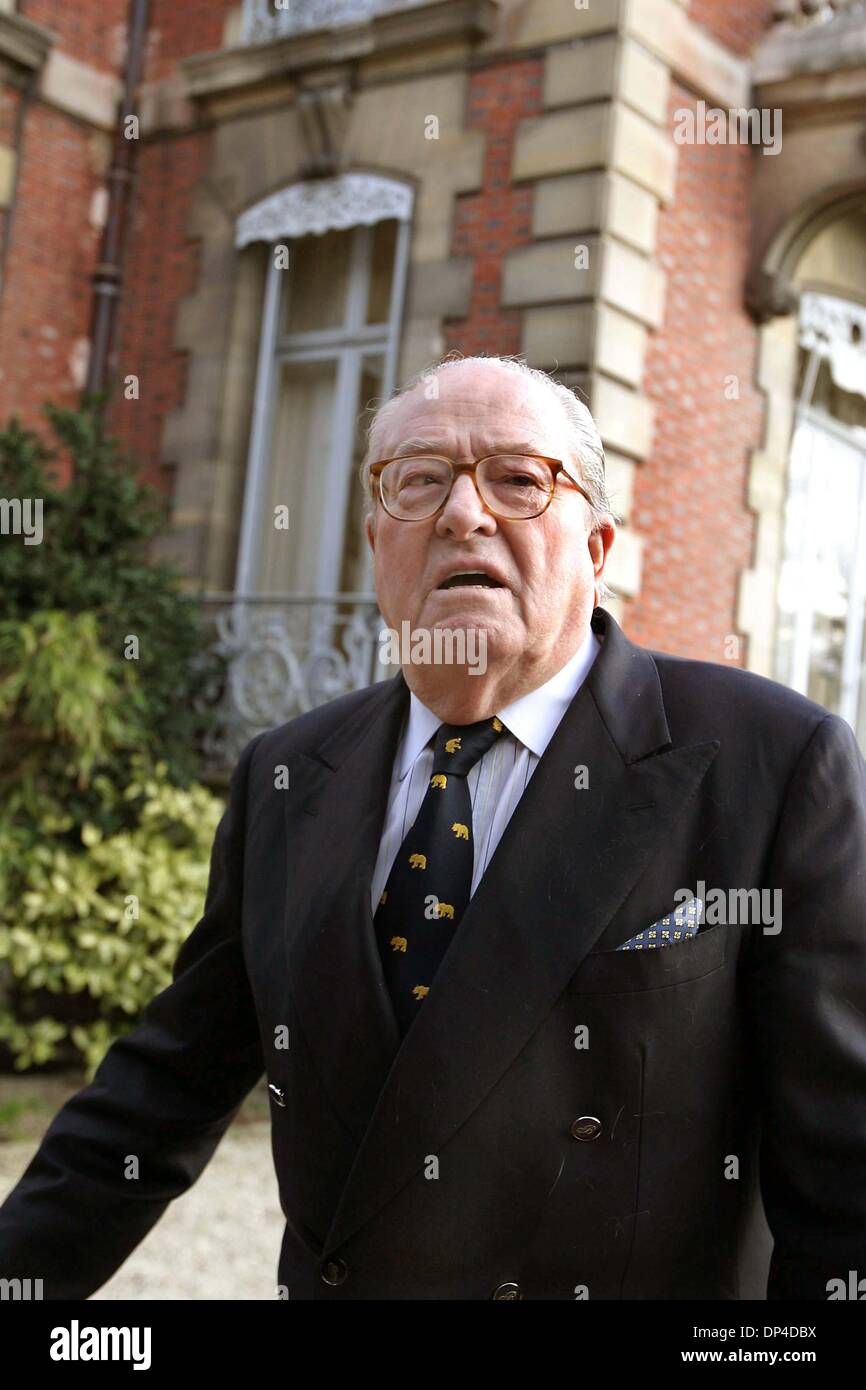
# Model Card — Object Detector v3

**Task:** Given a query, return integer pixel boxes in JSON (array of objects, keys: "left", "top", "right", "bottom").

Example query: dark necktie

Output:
[{"left": 374, "top": 716, "right": 505, "bottom": 1037}]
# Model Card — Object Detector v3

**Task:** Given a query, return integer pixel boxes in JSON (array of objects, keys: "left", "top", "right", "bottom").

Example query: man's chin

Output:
[{"left": 424, "top": 588, "right": 513, "bottom": 627}]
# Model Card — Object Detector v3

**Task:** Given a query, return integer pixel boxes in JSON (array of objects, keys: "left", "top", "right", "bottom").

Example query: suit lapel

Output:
[
  {"left": 283, "top": 675, "right": 409, "bottom": 1144},
  {"left": 322, "top": 607, "right": 720, "bottom": 1255}
]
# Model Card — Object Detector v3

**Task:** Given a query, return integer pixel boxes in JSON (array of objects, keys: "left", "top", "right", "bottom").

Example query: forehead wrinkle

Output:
[
  {"left": 376, "top": 376, "right": 567, "bottom": 463},
  {"left": 388, "top": 437, "right": 550, "bottom": 460},
  {"left": 388, "top": 436, "right": 446, "bottom": 459}
]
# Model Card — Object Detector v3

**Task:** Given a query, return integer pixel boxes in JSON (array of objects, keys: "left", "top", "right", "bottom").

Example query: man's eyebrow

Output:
[
  {"left": 385, "top": 438, "right": 550, "bottom": 459},
  {"left": 387, "top": 438, "right": 444, "bottom": 458}
]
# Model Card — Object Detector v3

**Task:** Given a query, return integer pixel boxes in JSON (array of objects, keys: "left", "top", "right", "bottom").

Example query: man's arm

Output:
[
  {"left": 745, "top": 712, "right": 866, "bottom": 1299},
  {"left": 0, "top": 733, "right": 267, "bottom": 1299}
]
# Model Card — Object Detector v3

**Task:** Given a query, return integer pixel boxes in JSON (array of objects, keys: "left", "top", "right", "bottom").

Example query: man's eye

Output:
[
  {"left": 398, "top": 472, "right": 439, "bottom": 490},
  {"left": 503, "top": 473, "right": 541, "bottom": 488}
]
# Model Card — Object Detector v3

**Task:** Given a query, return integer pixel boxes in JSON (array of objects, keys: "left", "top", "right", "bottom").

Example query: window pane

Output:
[
  {"left": 796, "top": 347, "right": 866, "bottom": 432},
  {"left": 779, "top": 333, "right": 866, "bottom": 738},
  {"left": 366, "top": 219, "right": 398, "bottom": 326},
  {"left": 340, "top": 354, "right": 385, "bottom": 594},
  {"left": 256, "top": 358, "right": 338, "bottom": 594},
  {"left": 775, "top": 419, "right": 862, "bottom": 713},
  {"left": 282, "top": 228, "right": 353, "bottom": 334}
]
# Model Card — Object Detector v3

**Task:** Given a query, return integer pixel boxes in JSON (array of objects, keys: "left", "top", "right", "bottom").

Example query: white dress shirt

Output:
[{"left": 370, "top": 625, "right": 601, "bottom": 913}]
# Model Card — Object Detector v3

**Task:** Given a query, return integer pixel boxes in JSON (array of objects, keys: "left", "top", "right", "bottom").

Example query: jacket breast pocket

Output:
[{"left": 574, "top": 922, "right": 729, "bottom": 994}]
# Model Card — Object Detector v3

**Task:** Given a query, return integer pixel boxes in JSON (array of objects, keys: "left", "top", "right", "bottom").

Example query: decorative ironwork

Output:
[
  {"left": 800, "top": 291, "right": 866, "bottom": 400},
  {"left": 193, "top": 595, "right": 390, "bottom": 774},
  {"left": 236, "top": 173, "right": 414, "bottom": 247},
  {"left": 242, "top": 0, "right": 432, "bottom": 46},
  {"left": 772, "top": 0, "right": 864, "bottom": 25}
]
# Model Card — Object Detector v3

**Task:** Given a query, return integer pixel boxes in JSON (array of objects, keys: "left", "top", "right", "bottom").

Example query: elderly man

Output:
[{"left": 1, "top": 354, "right": 865, "bottom": 1301}]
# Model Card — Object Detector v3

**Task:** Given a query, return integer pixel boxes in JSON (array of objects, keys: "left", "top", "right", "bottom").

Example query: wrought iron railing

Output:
[{"left": 192, "top": 594, "right": 389, "bottom": 775}]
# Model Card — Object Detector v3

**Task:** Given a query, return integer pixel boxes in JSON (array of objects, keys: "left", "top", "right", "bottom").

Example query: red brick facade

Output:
[
  {"left": 632, "top": 81, "right": 766, "bottom": 660},
  {"left": 109, "top": 132, "right": 211, "bottom": 497},
  {"left": 0, "top": 1, "right": 807, "bottom": 660},
  {"left": 446, "top": 58, "right": 543, "bottom": 358}
]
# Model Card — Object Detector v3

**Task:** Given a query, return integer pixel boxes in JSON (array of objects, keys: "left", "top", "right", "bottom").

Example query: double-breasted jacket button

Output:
[
  {"left": 491, "top": 1282, "right": 522, "bottom": 1300},
  {"left": 268, "top": 1083, "right": 287, "bottom": 1108},
  {"left": 570, "top": 1115, "right": 603, "bottom": 1141},
  {"left": 321, "top": 1258, "right": 348, "bottom": 1286}
]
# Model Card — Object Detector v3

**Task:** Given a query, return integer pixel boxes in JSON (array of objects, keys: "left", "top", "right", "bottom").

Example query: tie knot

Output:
[{"left": 432, "top": 716, "right": 505, "bottom": 777}]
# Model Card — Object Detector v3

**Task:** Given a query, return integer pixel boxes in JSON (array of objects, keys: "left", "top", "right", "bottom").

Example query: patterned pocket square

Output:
[{"left": 616, "top": 896, "right": 704, "bottom": 951}]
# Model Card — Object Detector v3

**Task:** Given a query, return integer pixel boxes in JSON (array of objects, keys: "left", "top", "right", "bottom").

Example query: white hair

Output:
[{"left": 358, "top": 352, "right": 618, "bottom": 603}]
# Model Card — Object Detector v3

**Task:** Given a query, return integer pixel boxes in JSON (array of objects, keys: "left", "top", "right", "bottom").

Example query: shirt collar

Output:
[{"left": 396, "top": 624, "right": 601, "bottom": 778}]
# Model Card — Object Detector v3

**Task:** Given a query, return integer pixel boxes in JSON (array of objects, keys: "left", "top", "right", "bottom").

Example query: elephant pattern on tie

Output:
[{"left": 373, "top": 715, "right": 506, "bottom": 1037}]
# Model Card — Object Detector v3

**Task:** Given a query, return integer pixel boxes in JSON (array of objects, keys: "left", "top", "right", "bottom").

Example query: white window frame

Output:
[
  {"left": 777, "top": 290, "right": 866, "bottom": 732},
  {"left": 233, "top": 172, "right": 413, "bottom": 597}
]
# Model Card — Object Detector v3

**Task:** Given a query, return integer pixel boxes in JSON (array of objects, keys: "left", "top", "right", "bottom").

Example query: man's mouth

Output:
[{"left": 437, "top": 571, "right": 504, "bottom": 590}]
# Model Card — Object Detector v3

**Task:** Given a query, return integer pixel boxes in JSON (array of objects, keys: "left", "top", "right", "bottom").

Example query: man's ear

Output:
[
  {"left": 588, "top": 518, "right": 615, "bottom": 588},
  {"left": 365, "top": 513, "right": 376, "bottom": 553}
]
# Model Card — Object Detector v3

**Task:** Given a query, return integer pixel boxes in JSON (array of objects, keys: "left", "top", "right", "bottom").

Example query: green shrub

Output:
[
  {"left": 0, "top": 609, "right": 224, "bottom": 1077},
  {"left": 0, "top": 757, "right": 222, "bottom": 1078},
  {"left": 0, "top": 400, "right": 227, "bottom": 1076},
  {"left": 0, "top": 401, "right": 220, "bottom": 785}
]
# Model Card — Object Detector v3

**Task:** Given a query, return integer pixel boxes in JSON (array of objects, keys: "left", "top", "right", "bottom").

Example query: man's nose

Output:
[{"left": 434, "top": 472, "right": 497, "bottom": 539}]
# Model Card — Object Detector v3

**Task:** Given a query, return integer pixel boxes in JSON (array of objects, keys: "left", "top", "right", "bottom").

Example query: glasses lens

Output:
[
  {"left": 478, "top": 455, "right": 553, "bottom": 518},
  {"left": 380, "top": 457, "right": 452, "bottom": 518}
]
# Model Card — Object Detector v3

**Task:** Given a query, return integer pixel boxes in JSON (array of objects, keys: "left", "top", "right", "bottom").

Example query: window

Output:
[
  {"left": 233, "top": 173, "right": 413, "bottom": 599},
  {"left": 774, "top": 291, "right": 866, "bottom": 743}
]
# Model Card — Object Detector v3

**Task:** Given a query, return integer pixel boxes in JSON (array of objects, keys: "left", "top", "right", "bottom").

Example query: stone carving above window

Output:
[
  {"left": 235, "top": 173, "right": 414, "bottom": 247},
  {"left": 772, "top": 0, "right": 864, "bottom": 25},
  {"left": 800, "top": 291, "right": 866, "bottom": 401},
  {"left": 242, "top": 0, "right": 432, "bottom": 45},
  {"left": 745, "top": 268, "right": 801, "bottom": 325},
  {"left": 758, "top": 0, "right": 866, "bottom": 84}
]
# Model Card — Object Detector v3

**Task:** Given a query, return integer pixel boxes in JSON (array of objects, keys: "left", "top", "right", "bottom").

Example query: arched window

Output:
[
  {"left": 233, "top": 172, "right": 413, "bottom": 598},
  {"left": 774, "top": 291, "right": 866, "bottom": 738}
]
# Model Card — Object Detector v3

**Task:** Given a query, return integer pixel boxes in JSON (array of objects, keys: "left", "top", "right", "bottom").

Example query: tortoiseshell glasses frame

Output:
[{"left": 368, "top": 453, "right": 593, "bottom": 522}]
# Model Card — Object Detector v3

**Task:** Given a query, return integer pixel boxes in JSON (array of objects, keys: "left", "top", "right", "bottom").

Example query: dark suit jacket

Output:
[{"left": 2, "top": 606, "right": 866, "bottom": 1299}]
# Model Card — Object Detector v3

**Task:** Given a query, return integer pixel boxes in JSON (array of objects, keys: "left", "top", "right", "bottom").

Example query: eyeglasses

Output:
[{"left": 368, "top": 453, "right": 593, "bottom": 522}]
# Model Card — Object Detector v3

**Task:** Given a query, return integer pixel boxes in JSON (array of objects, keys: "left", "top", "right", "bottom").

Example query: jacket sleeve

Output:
[
  {"left": 745, "top": 712, "right": 866, "bottom": 1299},
  {"left": 0, "top": 732, "right": 267, "bottom": 1299}
]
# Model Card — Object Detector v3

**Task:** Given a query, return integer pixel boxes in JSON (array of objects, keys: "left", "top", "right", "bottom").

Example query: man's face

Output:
[{"left": 365, "top": 364, "right": 613, "bottom": 684}]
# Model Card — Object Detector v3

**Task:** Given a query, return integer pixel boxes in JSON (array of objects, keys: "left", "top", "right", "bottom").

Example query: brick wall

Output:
[
  {"left": 0, "top": 1, "right": 779, "bottom": 657},
  {"left": 103, "top": 1, "right": 236, "bottom": 489},
  {"left": 0, "top": 103, "right": 106, "bottom": 454},
  {"left": 107, "top": 132, "right": 211, "bottom": 495},
  {"left": 0, "top": 2, "right": 229, "bottom": 478},
  {"left": 139, "top": 0, "right": 236, "bottom": 83},
  {"left": 0, "top": 0, "right": 129, "bottom": 456},
  {"left": 21, "top": 0, "right": 128, "bottom": 74},
  {"left": 627, "top": 80, "right": 766, "bottom": 661},
  {"left": 445, "top": 57, "right": 543, "bottom": 357},
  {"left": 688, "top": 0, "right": 777, "bottom": 57}
]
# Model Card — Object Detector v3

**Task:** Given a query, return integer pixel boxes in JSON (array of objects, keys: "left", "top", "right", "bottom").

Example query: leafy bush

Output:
[
  {"left": 0, "top": 609, "right": 224, "bottom": 1077},
  {"left": 0, "top": 757, "right": 221, "bottom": 1077},
  {"left": 0, "top": 401, "right": 219, "bottom": 785},
  {"left": 0, "top": 402, "right": 227, "bottom": 1076}
]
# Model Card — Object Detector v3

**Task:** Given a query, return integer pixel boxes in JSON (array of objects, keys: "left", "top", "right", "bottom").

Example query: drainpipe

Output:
[{"left": 83, "top": 0, "right": 150, "bottom": 407}]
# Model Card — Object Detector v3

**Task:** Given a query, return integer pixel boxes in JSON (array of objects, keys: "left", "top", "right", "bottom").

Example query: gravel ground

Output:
[{"left": 0, "top": 1119, "right": 284, "bottom": 1300}]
